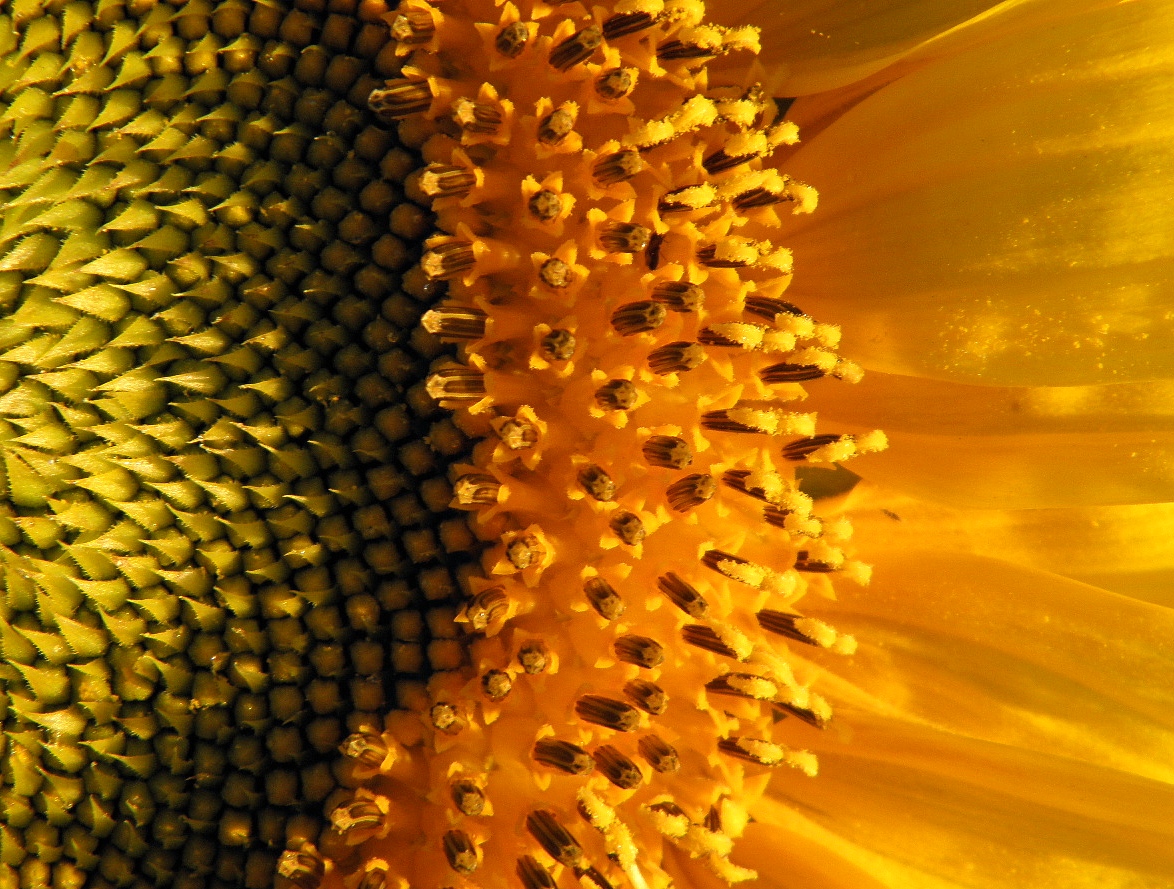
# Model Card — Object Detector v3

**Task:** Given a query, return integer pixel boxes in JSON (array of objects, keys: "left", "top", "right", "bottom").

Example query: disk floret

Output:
[{"left": 327, "top": 2, "right": 887, "bottom": 888}]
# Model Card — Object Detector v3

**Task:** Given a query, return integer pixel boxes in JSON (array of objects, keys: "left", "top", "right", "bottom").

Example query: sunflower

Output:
[{"left": 0, "top": 2, "right": 1171, "bottom": 889}]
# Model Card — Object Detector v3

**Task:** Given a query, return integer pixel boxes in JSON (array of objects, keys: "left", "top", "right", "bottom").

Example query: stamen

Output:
[
  {"left": 614, "top": 634, "right": 665, "bottom": 668},
  {"left": 390, "top": 6, "right": 436, "bottom": 47},
  {"left": 549, "top": 26, "right": 604, "bottom": 71},
  {"left": 339, "top": 732, "right": 395, "bottom": 772},
  {"left": 426, "top": 365, "right": 486, "bottom": 402},
  {"left": 496, "top": 416, "right": 539, "bottom": 450},
  {"left": 598, "top": 221, "right": 652, "bottom": 254},
  {"left": 681, "top": 624, "right": 743, "bottom": 660},
  {"left": 650, "top": 280, "right": 703, "bottom": 312},
  {"left": 705, "top": 673, "right": 778, "bottom": 700},
  {"left": 593, "top": 745, "right": 643, "bottom": 789},
  {"left": 538, "top": 104, "right": 578, "bottom": 146},
  {"left": 482, "top": 669, "right": 513, "bottom": 701},
  {"left": 416, "top": 164, "right": 477, "bottom": 200},
  {"left": 526, "top": 810, "right": 585, "bottom": 867},
  {"left": 595, "top": 380, "right": 638, "bottom": 411},
  {"left": 602, "top": 11, "right": 657, "bottom": 39},
  {"left": 443, "top": 829, "right": 479, "bottom": 874},
  {"left": 518, "top": 856, "right": 558, "bottom": 889},
  {"left": 665, "top": 473, "right": 716, "bottom": 512},
  {"left": 584, "top": 576, "right": 625, "bottom": 620},
  {"left": 453, "top": 97, "right": 505, "bottom": 136},
  {"left": 463, "top": 587, "right": 509, "bottom": 631},
  {"left": 593, "top": 149, "right": 643, "bottom": 186},
  {"left": 759, "top": 362, "right": 825, "bottom": 383},
  {"left": 451, "top": 778, "right": 487, "bottom": 816},
  {"left": 658, "top": 184, "right": 717, "bottom": 214},
  {"left": 519, "top": 641, "right": 551, "bottom": 674},
  {"left": 701, "top": 408, "right": 815, "bottom": 436},
  {"left": 277, "top": 844, "right": 325, "bottom": 889},
  {"left": 595, "top": 68, "right": 637, "bottom": 101},
  {"left": 648, "top": 341, "right": 706, "bottom": 375},
  {"left": 539, "top": 257, "right": 573, "bottom": 289},
  {"left": 624, "top": 678, "right": 668, "bottom": 715},
  {"left": 496, "top": 22, "right": 531, "bottom": 58},
  {"left": 642, "top": 435, "right": 693, "bottom": 469},
  {"left": 507, "top": 534, "right": 545, "bottom": 570},
  {"left": 541, "top": 328, "right": 576, "bottom": 361},
  {"left": 658, "top": 572, "right": 709, "bottom": 618},
  {"left": 609, "top": 511, "right": 646, "bottom": 545},
  {"left": 421, "top": 240, "right": 476, "bottom": 280},
  {"left": 367, "top": 78, "right": 433, "bottom": 120},
  {"left": 422, "top": 304, "right": 488, "bottom": 340},
  {"left": 611, "top": 300, "right": 666, "bottom": 335},
  {"left": 578, "top": 464, "right": 617, "bottom": 501},
  {"left": 431, "top": 702, "right": 466, "bottom": 735},
  {"left": 637, "top": 735, "right": 680, "bottom": 773},
  {"left": 533, "top": 738, "right": 594, "bottom": 775},
  {"left": 718, "top": 738, "right": 818, "bottom": 776},
  {"left": 575, "top": 695, "right": 641, "bottom": 731},
  {"left": 744, "top": 295, "right": 805, "bottom": 321},
  {"left": 528, "top": 189, "right": 563, "bottom": 221},
  {"left": 781, "top": 433, "right": 844, "bottom": 461}
]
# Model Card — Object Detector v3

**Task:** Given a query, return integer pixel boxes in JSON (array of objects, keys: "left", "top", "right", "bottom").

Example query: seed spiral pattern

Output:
[
  {"left": 321, "top": 2, "right": 887, "bottom": 889},
  {"left": 0, "top": 2, "right": 478, "bottom": 889}
]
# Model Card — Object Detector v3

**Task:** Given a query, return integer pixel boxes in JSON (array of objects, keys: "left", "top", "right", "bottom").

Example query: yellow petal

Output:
[
  {"left": 711, "top": 0, "right": 1006, "bottom": 95},
  {"left": 778, "top": 0, "right": 1174, "bottom": 387}
]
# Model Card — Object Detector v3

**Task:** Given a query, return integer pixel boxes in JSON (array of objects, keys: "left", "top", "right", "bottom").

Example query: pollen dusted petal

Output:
[{"left": 335, "top": 1, "right": 885, "bottom": 888}]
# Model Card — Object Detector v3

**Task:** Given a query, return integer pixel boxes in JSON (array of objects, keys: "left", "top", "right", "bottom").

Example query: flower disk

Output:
[{"left": 325, "top": 2, "right": 888, "bottom": 889}]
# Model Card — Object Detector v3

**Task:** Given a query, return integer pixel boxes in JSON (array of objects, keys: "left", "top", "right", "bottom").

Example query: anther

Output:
[
  {"left": 610, "top": 511, "right": 646, "bottom": 545},
  {"left": 611, "top": 300, "right": 666, "bottom": 335},
  {"left": 422, "top": 304, "right": 488, "bottom": 340},
  {"left": 517, "top": 856, "right": 558, "bottom": 889},
  {"left": 451, "top": 779, "right": 487, "bottom": 816},
  {"left": 496, "top": 22, "right": 530, "bottom": 58},
  {"left": 759, "top": 362, "right": 825, "bottom": 383},
  {"left": 603, "top": 11, "right": 658, "bottom": 40},
  {"left": 638, "top": 735, "right": 680, "bottom": 773},
  {"left": 793, "top": 553, "right": 837, "bottom": 573},
  {"left": 578, "top": 464, "right": 617, "bottom": 501},
  {"left": 593, "top": 746, "right": 643, "bottom": 789},
  {"left": 482, "top": 670, "right": 512, "bottom": 701},
  {"left": 682, "top": 625, "right": 741, "bottom": 659},
  {"left": 426, "top": 365, "right": 486, "bottom": 403},
  {"left": 431, "top": 702, "right": 466, "bottom": 735},
  {"left": 464, "top": 587, "right": 509, "bottom": 632},
  {"left": 664, "top": 473, "right": 716, "bottom": 512},
  {"left": 549, "top": 25, "right": 603, "bottom": 71},
  {"left": 657, "top": 572, "right": 708, "bottom": 618},
  {"left": 528, "top": 189, "right": 563, "bottom": 221},
  {"left": 390, "top": 7, "right": 435, "bottom": 47},
  {"left": 705, "top": 673, "right": 778, "bottom": 700},
  {"left": 580, "top": 866, "right": 616, "bottom": 889},
  {"left": 614, "top": 635, "right": 665, "bottom": 669},
  {"left": 593, "top": 149, "right": 643, "bottom": 186},
  {"left": 658, "top": 36, "right": 718, "bottom": 62},
  {"left": 595, "top": 68, "right": 636, "bottom": 101},
  {"left": 718, "top": 737, "right": 794, "bottom": 769},
  {"left": 540, "top": 328, "right": 576, "bottom": 361},
  {"left": 421, "top": 240, "right": 476, "bottom": 280},
  {"left": 647, "top": 231, "right": 664, "bottom": 269},
  {"left": 539, "top": 257, "right": 573, "bottom": 289},
  {"left": 367, "top": 79, "right": 432, "bottom": 120},
  {"left": 647, "top": 341, "right": 706, "bottom": 375},
  {"left": 642, "top": 435, "right": 693, "bottom": 469},
  {"left": 453, "top": 97, "right": 504, "bottom": 135},
  {"left": 658, "top": 185, "right": 717, "bottom": 214},
  {"left": 533, "top": 739, "right": 594, "bottom": 775},
  {"left": 496, "top": 415, "right": 539, "bottom": 451},
  {"left": 453, "top": 474, "right": 502, "bottom": 508},
  {"left": 595, "top": 380, "right": 638, "bottom": 411},
  {"left": 331, "top": 795, "right": 388, "bottom": 839},
  {"left": 277, "top": 844, "right": 325, "bottom": 889},
  {"left": 338, "top": 732, "right": 392, "bottom": 771},
  {"left": 443, "top": 830, "right": 479, "bottom": 874},
  {"left": 356, "top": 864, "right": 389, "bottom": 889},
  {"left": 782, "top": 434, "right": 844, "bottom": 461},
  {"left": 598, "top": 221, "right": 651, "bottom": 254},
  {"left": 575, "top": 695, "right": 641, "bottom": 732},
  {"left": 526, "top": 810, "right": 584, "bottom": 867},
  {"left": 744, "top": 296, "right": 805, "bottom": 321},
  {"left": 422, "top": 164, "right": 476, "bottom": 201},
  {"left": 518, "top": 641, "right": 550, "bottom": 674},
  {"left": 538, "top": 106, "right": 577, "bottom": 146},
  {"left": 651, "top": 280, "right": 703, "bottom": 312},
  {"left": 507, "top": 534, "right": 545, "bottom": 570},
  {"left": 584, "top": 577, "right": 625, "bottom": 621},
  {"left": 625, "top": 679, "right": 668, "bottom": 715}
]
